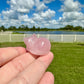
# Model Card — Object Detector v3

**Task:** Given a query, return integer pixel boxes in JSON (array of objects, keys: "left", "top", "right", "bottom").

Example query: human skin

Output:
[{"left": 0, "top": 47, "right": 54, "bottom": 84}]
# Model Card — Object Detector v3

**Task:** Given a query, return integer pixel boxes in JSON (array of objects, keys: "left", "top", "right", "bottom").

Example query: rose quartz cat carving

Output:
[{"left": 24, "top": 34, "right": 51, "bottom": 55}]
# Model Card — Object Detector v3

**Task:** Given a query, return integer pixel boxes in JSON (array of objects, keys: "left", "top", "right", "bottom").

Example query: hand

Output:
[{"left": 0, "top": 47, "right": 54, "bottom": 84}]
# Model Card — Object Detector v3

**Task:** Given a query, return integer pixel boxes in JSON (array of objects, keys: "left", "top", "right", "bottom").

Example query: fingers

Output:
[
  {"left": 0, "top": 47, "right": 26, "bottom": 66},
  {"left": 39, "top": 72, "right": 54, "bottom": 84},
  {"left": 14, "top": 47, "right": 26, "bottom": 55},
  {"left": 9, "top": 52, "right": 53, "bottom": 84},
  {"left": 0, "top": 53, "right": 35, "bottom": 84}
]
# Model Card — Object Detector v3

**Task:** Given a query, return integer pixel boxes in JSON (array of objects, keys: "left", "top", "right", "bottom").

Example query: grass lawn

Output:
[{"left": 0, "top": 42, "right": 84, "bottom": 84}]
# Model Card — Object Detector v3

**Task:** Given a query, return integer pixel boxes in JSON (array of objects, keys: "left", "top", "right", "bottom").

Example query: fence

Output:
[{"left": 0, "top": 33, "right": 84, "bottom": 43}]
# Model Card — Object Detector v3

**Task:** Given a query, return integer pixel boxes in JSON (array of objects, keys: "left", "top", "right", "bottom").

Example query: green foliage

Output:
[
  {"left": 64, "top": 25, "right": 74, "bottom": 30},
  {"left": 0, "top": 25, "right": 84, "bottom": 31},
  {"left": 8, "top": 26, "right": 17, "bottom": 30},
  {"left": 74, "top": 26, "right": 82, "bottom": 30},
  {"left": 0, "top": 25, "right": 6, "bottom": 31},
  {"left": 59, "top": 25, "right": 83, "bottom": 31}
]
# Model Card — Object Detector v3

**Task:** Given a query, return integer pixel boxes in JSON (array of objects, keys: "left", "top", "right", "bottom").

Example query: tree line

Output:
[
  {"left": 58, "top": 25, "right": 84, "bottom": 31},
  {"left": 0, "top": 25, "right": 84, "bottom": 31}
]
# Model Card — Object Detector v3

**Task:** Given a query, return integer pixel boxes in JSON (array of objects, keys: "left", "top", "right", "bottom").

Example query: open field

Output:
[{"left": 0, "top": 42, "right": 84, "bottom": 84}]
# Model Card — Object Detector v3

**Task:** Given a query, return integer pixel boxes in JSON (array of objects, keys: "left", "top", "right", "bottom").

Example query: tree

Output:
[
  {"left": 8, "top": 26, "right": 17, "bottom": 30},
  {"left": 30, "top": 26, "right": 36, "bottom": 31},
  {"left": 37, "top": 27, "right": 40, "bottom": 31},
  {"left": 64, "top": 25, "right": 74, "bottom": 30},
  {"left": 0, "top": 25, "right": 5, "bottom": 31},
  {"left": 74, "top": 26, "right": 82, "bottom": 30},
  {"left": 24, "top": 26, "right": 29, "bottom": 30}
]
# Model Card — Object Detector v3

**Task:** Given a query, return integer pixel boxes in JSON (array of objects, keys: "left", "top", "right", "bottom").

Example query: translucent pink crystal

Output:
[{"left": 24, "top": 34, "right": 51, "bottom": 55}]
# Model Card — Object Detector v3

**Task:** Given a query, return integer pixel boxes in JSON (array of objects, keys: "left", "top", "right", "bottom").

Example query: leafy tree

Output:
[
  {"left": 64, "top": 25, "right": 74, "bottom": 30},
  {"left": 32, "top": 26, "right": 35, "bottom": 30},
  {"left": 30, "top": 26, "right": 36, "bottom": 31},
  {"left": 37, "top": 27, "right": 40, "bottom": 31},
  {"left": 8, "top": 26, "right": 16, "bottom": 30},
  {"left": 0, "top": 24, "right": 83, "bottom": 31},
  {"left": 74, "top": 26, "right": 82, "bottom": 30},
  {"left": 0, "top": 25, "right": 5, "bottom": 31},
  {"left": 25, "top": 26, "right": 29, "bottom": 30}
]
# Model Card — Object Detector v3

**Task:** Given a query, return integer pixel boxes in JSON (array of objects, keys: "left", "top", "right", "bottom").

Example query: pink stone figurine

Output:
[{"left": 24, "top": 34, "right": 51, "bottom": 56}]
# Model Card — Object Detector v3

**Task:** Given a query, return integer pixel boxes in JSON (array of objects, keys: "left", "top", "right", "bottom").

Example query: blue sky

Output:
[{"left": 0, "top": 0, "right": 84, "bottom": 28}]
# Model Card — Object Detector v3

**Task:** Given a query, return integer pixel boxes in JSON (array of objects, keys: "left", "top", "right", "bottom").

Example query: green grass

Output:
[
  {"left": 12, "top": 32, "right": 24, "bottom": 34},
  {"left": 0, "top": 42, "right": 84, "bottom": 84}
]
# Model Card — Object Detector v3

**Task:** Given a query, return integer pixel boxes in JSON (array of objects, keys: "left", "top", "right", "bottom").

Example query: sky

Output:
[{"left": 0, "top": 0, "right": 84, "bottom": 28}]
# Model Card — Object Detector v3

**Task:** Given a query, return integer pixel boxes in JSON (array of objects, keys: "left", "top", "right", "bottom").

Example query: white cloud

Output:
[
  {"left": 2, "top": 10, "right": 19, "bottom": 20},
  {"left": 43, "top": 0, "right": 55, "bottom": 3},
  {"left": 8, "top": 0, "right": 34, "bottom": 13},
  {"left": 60, "top": 12, "right": 84, "bottom": 22},
  {"left": 37, "top": 3, "right": 47, "bottom": 11},
  {"left": 35, "top": 0, "right": 47, "bottom": 11},
  {"left": 18, "top": 14, "right": 29, "bottom": 21},
  {"left": 0, "top": 0, "right": 57, "bottom": 28},
  {"left": 60, "top": 0, "right": 83, "bottom": 12},
  {"left": 33, "top": 9, "right": 56, "bottom": 21},
  {"left": 60, "top": 20, "right": 84, "bottom": 27},
  {"left": 33, "top": 13, "right": 43, "bottom": 21},
  {"left": 41, "top": 9, "right": 55, "bottom": 19},
  {"left": 1, "top": 0, "right": 84, "bottom": 28},
  {"left": 49, "top": 20, "right": 58, "bottom": 24},
  {"left": 0, "top": 19, "right": 21, "bottom": 28},
  {"left": 32, "top": 9, "right": 56, "bottom": 28},
  {"left": 59, "top": 0, "right": 84, "bottom": 27}
]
